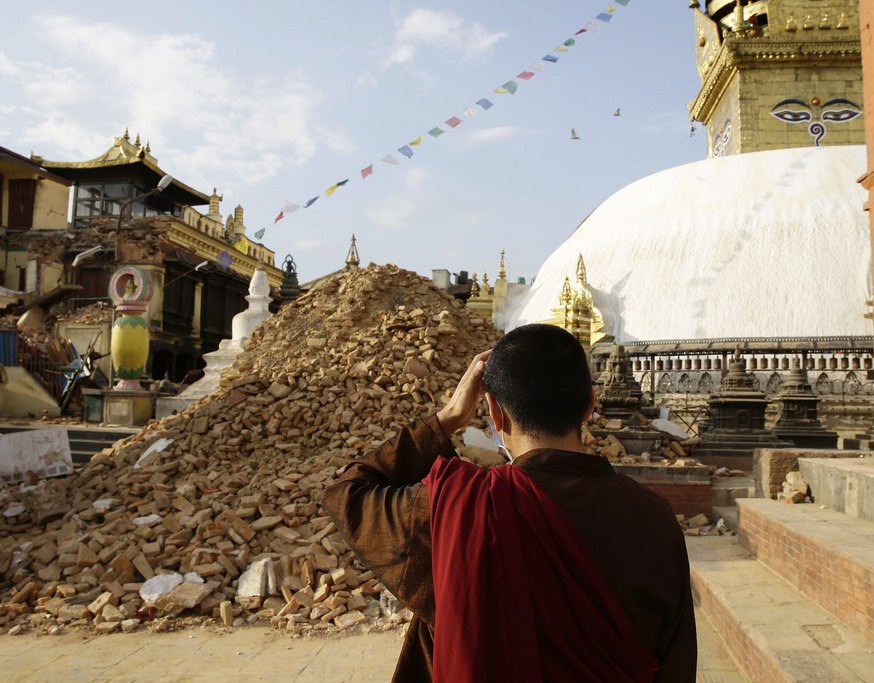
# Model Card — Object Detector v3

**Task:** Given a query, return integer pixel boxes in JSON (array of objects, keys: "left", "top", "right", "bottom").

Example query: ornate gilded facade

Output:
[{"left": 690, "top": 0, "right": 864, "bottom": 157}]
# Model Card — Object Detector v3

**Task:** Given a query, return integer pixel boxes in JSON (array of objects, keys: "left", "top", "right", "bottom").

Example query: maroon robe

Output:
[{"left": 322, "top": 416, "right": 696, "bottom": 682}]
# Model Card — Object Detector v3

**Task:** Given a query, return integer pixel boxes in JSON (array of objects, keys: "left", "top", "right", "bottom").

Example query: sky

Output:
[{"left": 1, "top": 0, "right": 706, "bottom": 284}]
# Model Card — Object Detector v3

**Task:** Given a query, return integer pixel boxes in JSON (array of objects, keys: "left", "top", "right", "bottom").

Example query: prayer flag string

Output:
[{"left": 261, "top": 2, "right": 632, "bottom": 238}]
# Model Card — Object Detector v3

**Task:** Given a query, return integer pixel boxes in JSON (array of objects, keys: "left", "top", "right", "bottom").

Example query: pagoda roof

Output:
[{"left": 35, "top": 134, "right": 209, "bottom": 206}]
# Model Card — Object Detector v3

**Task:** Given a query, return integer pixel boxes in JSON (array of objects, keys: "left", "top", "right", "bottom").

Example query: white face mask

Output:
[{"left": 487, "top": 418, "right": 513, "bottom": 462}]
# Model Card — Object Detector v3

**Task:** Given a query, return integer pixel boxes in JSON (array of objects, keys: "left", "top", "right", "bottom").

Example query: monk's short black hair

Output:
[{"left": 483, "top": 324, "right": 593, "bottom": 438}]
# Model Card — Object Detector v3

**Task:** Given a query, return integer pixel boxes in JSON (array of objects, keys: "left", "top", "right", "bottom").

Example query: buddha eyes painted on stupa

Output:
[{"left": 769, "top": 98, "right": 862, "bottom": 146}]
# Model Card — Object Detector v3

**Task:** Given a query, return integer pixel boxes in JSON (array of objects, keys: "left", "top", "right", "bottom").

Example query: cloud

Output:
[
  {"left": 0, "top": 16, "right": 351, "bottom": 192},
  {"left": 293, "top": 238, "right": 331, "bottom": 251},
  {"left": 355, "top": 71, "right": 378, "bottom": 88},
  {"left": 459, "top": 126, "right": 534, "bottom": 146},
  {"left": 382, "top": 9, "right": 506, "bottom": 68}
]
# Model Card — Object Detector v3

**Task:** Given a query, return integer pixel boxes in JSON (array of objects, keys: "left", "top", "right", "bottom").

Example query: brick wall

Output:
[
  {"left": 641, "top": 483, "right": 711, "bottom": 518},
  {"left": 738, "top": 501, "right": 874, "bottom": 644}
]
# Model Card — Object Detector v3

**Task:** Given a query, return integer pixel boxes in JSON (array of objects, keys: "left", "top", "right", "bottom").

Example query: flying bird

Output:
[
  {"left": 614, "top": 108, "right": 621, "bottom": 117},
  {"left": 571, "top": 129, "right": 579, "bottom": 140}
]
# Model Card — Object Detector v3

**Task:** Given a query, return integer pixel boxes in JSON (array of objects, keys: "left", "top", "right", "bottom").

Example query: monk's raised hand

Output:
[{"left": 436, "top": 350, "right": 492, "bottom": 437}]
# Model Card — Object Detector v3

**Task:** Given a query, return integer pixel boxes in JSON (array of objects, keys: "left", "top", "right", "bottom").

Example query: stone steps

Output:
[
  {"left": 0, "top": 425, "right": 138, "bottom": 465},
  {"left": 689, "top": 536, "right": 874, "bottom": 683},
  {"left": 737, "top": 498, "right": 874, "bottom": 646}
]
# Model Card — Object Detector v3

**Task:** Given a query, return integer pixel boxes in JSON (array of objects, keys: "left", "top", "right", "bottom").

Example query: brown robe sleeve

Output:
[{"left": 321, "top": 414, "right": 455, "bottom": 624}]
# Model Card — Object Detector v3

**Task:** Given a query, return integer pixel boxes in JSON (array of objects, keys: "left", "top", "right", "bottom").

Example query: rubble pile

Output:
[
  {"left": 56, "top": 302, "right": 112, "bottom": 326},
  {"left": 677, "top": 513, "right": 734, "bottom": 537},
  {"left": 0, "top": 264, "right": 503, "bottom": 636},
  {"left": 779, "top": 471, "right": 811, "bottom": 504},
  {"left": 585, "top": 410, "right": 701, "bottom": 465}
]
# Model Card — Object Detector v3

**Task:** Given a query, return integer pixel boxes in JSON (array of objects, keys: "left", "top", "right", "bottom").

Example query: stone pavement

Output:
[{"left": 0, "top": 613, "right": 745, "bottom": 683}]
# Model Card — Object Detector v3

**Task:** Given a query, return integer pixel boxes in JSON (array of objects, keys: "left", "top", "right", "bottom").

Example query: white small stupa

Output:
[{"left": 155, "top": 267, "right": 272, "bottom": 418}]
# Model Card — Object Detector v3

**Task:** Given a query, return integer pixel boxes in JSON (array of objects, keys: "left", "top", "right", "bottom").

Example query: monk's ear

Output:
[
  {"left": 485, "top": 392, "right": 504, "bottom": 432},
  {"left": 582, "top": 387, "right": 597, "bottom": 423}
]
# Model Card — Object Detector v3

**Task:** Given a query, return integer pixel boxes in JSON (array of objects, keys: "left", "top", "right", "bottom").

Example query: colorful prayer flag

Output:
[
  {"left": 575, "top": 28, "right": 587, "bottom": 35},
  {"left": 543, "top": 55, "right": 559, "bottom": 63},
  {"left": 325, "top": 184, "right": 338, "bottom": 196},
  {"left": 494, "top": 88, "right": 508, "bottom": 94},
  {"left": 361, "top": 165, "right": 374, "bottom": 179},
  {"left": 304, "top": 196, "right": 319, "bottom": 208},
  {"left": 585, "top": 21, "right": 601, "bottom": 29},
  {"left": 462, "top": 107, "right": 477, "bottom": 117},
  {"left": 216, "top": 250, "right": 232, "bottom": 271},
  {"left": 254, "top": 227, "right": 265, "bottom": 239},
  {"left": 606, "top": 5, "right": 617, "bottom": 12},
  {"left": 564, "top": 38, "right": 576, "bottom": 46},
  {"left": 596, "top": 12, "right": 612, "bottom": 21},
  {"left": 274, "top": 201, "right": 300, "bottom": 223},
  {"left": 517, "top": 71, "right": 535, "bottom": 81},
  {"left": 446, "top": 116, "right": 463, "bottom": 128},
  {"left": 555, "top": 46, "right": 569, "bottom": 53},
  {"left": 502, "top": 81, "right": 518, "bottom": 94},
  {"left": 409, "top": 137, "right": 423, "bottom": 146},
  {"left": 233, "top": 237, "right": 249, "bottom": 255},
  {"left": 614, "top": 0, "right": 629, "bottom": 5},
  {"left": 398, "top": 145, "right": 413, "bottom": 158},
  {"left": 531, "top": 62, "right": 545, "bottom": 71},
  {"left": 428, "top": 127, "right": 445, "bottom": 137},
  {"left": 382, "top": 155, "right": 401, "bottom": 165},
  {"left": 476, "top": 98, "right": 493, "bottom": 110}
]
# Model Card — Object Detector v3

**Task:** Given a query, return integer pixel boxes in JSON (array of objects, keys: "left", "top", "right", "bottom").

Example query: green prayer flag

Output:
[
  {"left": 564, "top": 38, "right": 576, "bottom": 46},
  {"left": 337, "top": 179, "right": 349, "bottom": 187},
  {"left": 502, "top": 80, "right": 518, "bottom": 94},
  {"left": 254, "top": 228, "right": 265, "bottom": 239},
  {"left": 614, "top": 0, "right": 629, "bottom": 5},
  {"left": 429, "top": 127, "right": 445, "bottom": 137}
]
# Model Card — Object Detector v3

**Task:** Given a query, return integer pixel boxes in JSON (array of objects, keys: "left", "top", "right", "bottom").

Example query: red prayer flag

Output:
[
  {"left": 576, "top": 28, "right": 587, "bottom": 34},
  {"left": 361, "top": 165, "right": 373, "bottom": 179},
  {"left": 446, "top": 116, "right": 463, "bottom": 128},
  {"left": 274, "top": 212, "right": 284, "bottom": 224},
  {"left": 517, "top": 71, "right": 535, "bottom": 81}
]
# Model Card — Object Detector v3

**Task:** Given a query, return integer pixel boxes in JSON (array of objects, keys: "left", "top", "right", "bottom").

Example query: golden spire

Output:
[
  {"left": 345, "top": 234, "right": 360, "bottom": 269},
  {"left": 576, "top": 253, "right": 587, "bottom": 285},
  {"left": 498, "top": 249, "right": 507, "bottom": 280},
  {"left": 559, "top": 276, "right": 572, "bottom": 306},
  {"left": 123, "top": 128, "right": 130, "bottom": 141},
  {"left": 470, "top": 272, "right": 480, "bottom": 297},
  {"left": 144, "top": 140, "right": 151, "bottom": 154},
  {"left": 134, "top": 133, "right": 141, "bottom": 148},
  {"left": 482, "top": 271, "right": 490, "bottom": 293}
]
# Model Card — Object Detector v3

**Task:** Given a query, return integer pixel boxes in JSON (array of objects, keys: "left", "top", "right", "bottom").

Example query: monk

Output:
[{"left": 322, "top": 324, "right": 696, "bottom": 682}]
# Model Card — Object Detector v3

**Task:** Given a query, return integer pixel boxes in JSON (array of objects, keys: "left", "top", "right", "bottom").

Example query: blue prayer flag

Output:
[
  {"left": 543, "top": 55, "right": 559, "bottom": 63},
  {"left": 398, "top": 145, "right": 414, "bottom": 159},
  {"left": 596, "top": 12, "right": 612, "bottom": 21},
  {"left": 216, "top": 250, "right": 232, "bottom": 271},
  {"left": 304, "top": 196, "right": 319, "bottom": 208},
  {"left": 476, "top": 98, "right": 493, "bottom": 110}
]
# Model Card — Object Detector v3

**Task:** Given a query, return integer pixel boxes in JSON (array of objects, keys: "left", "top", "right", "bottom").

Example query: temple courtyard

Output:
[{"left": 0, "top": 604, "right": 744, "bottom": 683}]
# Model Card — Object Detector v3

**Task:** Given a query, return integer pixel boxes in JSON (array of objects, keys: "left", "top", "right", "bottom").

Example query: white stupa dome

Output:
[{"left": 507, "top": 145, "right": 872, "bottom": 343}]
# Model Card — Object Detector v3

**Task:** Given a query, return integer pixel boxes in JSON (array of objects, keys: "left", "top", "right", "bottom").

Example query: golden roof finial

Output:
[
  {"left": 345, "top": 233, "right": 360, "bottom": 269},
  {"left": 559, "top": 276, "right": 572, "bottom": 306},
  {"left": 134, "top": 133, "right": 141, "bottom": 148},
  {"left": 470, "top": 272, "right": 480, "bottom": 297},
  {"left": 482, "top": 271, "right": 490, "bottom": 292},
  {"left": 498, "top": 249, "right": 507, "bottom": 280},
  {"left": 144, "top": 140, "right": 151, "bottom": 154},
  {"left": 123, "top": 128, "right": 130, "bottom": 141},
  {"left": 576, "top": 253, "right": 587, "bottom": 285}
]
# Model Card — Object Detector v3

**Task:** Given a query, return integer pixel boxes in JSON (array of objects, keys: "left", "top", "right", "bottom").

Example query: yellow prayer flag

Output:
[
  {"left": 494, "top": 88, "right": 508, "bottom": 93},
  {"left": 325, "top": 184, "right": 338, "bottom": 196},
  {"left": 409, "top": 137, "right": 423, "bottom": 146},
  {"left": 233, "top": 238, "right": 249, "bottom": 255},
  {"left": 606, "top": 5, "right": 617, "bottom": 11},
  {"left": 555, "top": 46, "right": 569, "bottom": 52}
]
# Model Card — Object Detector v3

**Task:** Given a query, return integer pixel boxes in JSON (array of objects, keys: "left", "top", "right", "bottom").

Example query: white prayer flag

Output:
[{"left": 382, "top": 155, "right": 401, "bottom": 165}]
